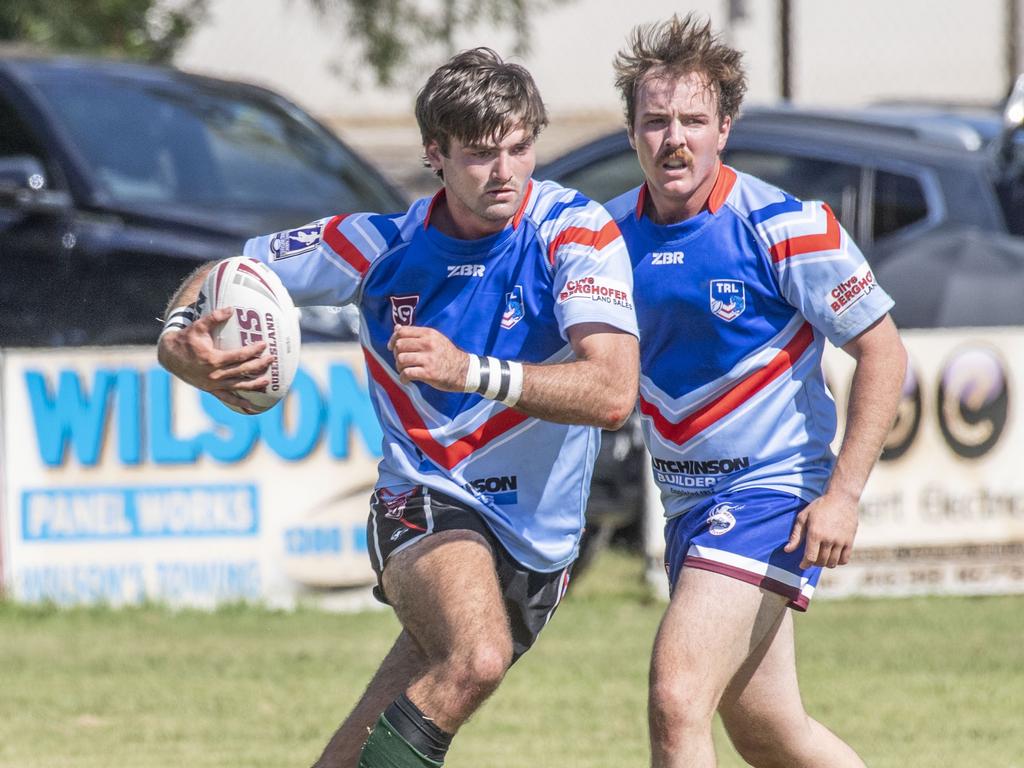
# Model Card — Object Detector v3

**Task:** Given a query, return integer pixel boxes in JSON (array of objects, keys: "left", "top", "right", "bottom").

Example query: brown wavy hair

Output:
[
  {"left": 614, "top": 13, "right": 747, "bottom": 128},
  {"left": 416, "top": 47, "right": 548, "bottom": 158}
]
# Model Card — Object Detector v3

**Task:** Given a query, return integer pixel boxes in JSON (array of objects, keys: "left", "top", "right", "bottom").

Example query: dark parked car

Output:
[{"left": 0, "top": 54, "right": 407, "bottom": 347}]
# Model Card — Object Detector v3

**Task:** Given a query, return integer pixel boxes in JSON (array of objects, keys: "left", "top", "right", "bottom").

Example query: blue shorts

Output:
[{"left": 664, "top": 488, "right": 821, "bottom": 611}]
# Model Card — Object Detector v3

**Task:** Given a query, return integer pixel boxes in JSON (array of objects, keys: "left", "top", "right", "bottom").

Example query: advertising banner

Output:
[
  {"left": 644, "top": 328, "right": 1024, "bottom": 599},
  {"left": 0, "top": 344, "right": 382, "bottom": 608}
]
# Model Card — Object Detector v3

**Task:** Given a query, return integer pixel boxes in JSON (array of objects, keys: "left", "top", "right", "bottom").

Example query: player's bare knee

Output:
[
  {"left": 436, "top": 631, "right": 512, "bottom": 701},
  {"left": 649, "top": 676, "right": 716, "bottom": 733}
]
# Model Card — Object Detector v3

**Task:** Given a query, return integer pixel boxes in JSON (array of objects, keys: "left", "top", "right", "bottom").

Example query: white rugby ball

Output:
[{"left": 198, "top": 257, "right": 301, "bottom": 413}]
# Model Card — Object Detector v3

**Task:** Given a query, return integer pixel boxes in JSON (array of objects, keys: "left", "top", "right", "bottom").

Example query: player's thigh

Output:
[
  {"left": 383, "top": 527, "right": 509, "bottom": 662},
  {"left": 652, "top": 567, "right": 790, "bottom": 706},
  {"left": 718, "top": 609, "right": 809, "bottom": 741}
]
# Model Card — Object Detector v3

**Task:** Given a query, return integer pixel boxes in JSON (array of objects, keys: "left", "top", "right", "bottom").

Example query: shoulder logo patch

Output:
[
  {"left": 709, "top": 279, "right": 745, "bottom": 322},
  {"left": 270, "top": 224, "right": 324, "bottom": 261}
]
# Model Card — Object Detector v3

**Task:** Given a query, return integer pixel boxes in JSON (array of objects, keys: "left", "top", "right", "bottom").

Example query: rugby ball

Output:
[{"left": 198, "top": 257, "right": 301, "bottom": 413}]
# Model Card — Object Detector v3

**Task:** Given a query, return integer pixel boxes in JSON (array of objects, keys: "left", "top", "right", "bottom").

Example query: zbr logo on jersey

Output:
[
  {"left": 390, "top": 294, "right": 419, "bottom": 326},
  {"left": 709, "top": 279, "right": 745, "bottom": 322},
  {"left": 270, "top": 224, "right": 323, "bottom": 261},
  {"left": 706, "top": 502, "right": 742, "bottom": 535},
  {"left": 501, "top": 285, "right": 525, "bottom": 329}
]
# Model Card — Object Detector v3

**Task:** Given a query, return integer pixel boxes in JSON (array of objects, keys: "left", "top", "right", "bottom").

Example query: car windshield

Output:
[{"left": 23, "top": 64, "right": 399, "bottom": 214}]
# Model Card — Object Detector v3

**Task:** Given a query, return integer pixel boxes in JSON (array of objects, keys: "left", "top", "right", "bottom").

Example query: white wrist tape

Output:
[
  {"left": 159, "top": 305, "right": 198, "bottom": 341},
  {"left": 463, "top": 354, "right": 524, "bottom": 407},
  {"left": 464, "top": 353, "right": 482, "bottom": 392}
]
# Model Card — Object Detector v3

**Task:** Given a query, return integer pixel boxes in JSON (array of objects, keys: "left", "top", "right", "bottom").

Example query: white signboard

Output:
[
  {"left": 644, "top": 328, "right": 1024, "bottom": 599},
  {"left": 0, "top": 344, "right": 382, "bottom": 608}
]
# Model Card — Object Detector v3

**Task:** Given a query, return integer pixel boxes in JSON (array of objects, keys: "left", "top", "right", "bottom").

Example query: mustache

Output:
[{"left": 658, "top": 146, "right": 694, "bottom": 166}]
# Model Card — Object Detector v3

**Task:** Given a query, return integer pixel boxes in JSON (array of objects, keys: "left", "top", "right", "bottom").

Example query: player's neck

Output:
[
  {"left": 431, "top": 195, "right": 509, "bottom": 241},
  {"left": 645, "top": 163, "right": 720, "bottom": 225}
]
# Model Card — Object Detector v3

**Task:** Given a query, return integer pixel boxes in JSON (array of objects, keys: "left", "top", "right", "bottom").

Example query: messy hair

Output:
[
  {"left": 416, "top": 47, "right": 548, "bottom": 159},
  {"left": 613, "top": 13, "right": 747, "bottom": 127}
]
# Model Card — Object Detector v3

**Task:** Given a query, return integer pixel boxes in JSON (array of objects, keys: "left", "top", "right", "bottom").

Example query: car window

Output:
[
  {"left": 873, "top": 170, "right": 928, "bottom": 239},
  {"left": 0, "top": 96, "right": 44, "bottom": 158},
  {"left": 554, "top": 150, "right": 645, "bottom": 204},
  {"left": 722, "top": 150, "right": 860, "bottom": 231},
  {"left": 24, "top": 68, "right": 398, "bottom": 214}
]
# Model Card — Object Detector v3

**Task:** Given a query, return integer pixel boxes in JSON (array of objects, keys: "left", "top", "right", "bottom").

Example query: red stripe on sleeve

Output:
[
  {"left": 323, "top": 215, "right": 371, "bottom": 275},
  {"left": 363, "top": 348, "right": 530, "bottom": 470},
  {"left": 547, "top": 220, "right": 622, "bottom": 266},
  {"left": 769, "top": 203, "right": 841, "bottom": 263},
  {"left": 640, "top": 322, "right": 814, "bottom": 445}
]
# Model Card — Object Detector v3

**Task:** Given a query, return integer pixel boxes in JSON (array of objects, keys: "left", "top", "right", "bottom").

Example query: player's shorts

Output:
[
  {"left": 664, "top": 488, "right": 821, "bottom": 611},
  {"left": 367, "top": 485, "right": 572, "bottom": 661}
]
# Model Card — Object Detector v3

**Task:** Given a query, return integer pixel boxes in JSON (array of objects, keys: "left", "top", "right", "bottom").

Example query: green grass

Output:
[{"left": 1, "top": 550, "right": 1022, "bottom": 767}]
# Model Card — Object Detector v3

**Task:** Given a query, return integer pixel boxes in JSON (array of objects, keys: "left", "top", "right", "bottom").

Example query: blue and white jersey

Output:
[
  {"left": 607, "top": 166, "right": 893, "bottom": 519},
  {"left": 245, "top": 179, "right": 638, "bottom": 571}
]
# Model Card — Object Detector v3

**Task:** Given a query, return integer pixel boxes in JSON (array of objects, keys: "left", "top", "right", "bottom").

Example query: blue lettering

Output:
[
  {"left": 327, "top": 364, "right": 383, "bottom": 458},
  {"left": 198, "top": 394, "right": 259, "bottom": 463},
  {"left": 260, "top": 370, "right": 322, "bottom": 461},
  {"left": 147, "top": 368, "right": 199, "bottom": 464},
  {"left": 26, "top": 369, "right": 116, "bottom": 466},
  {"left": 116, "top": 369, "right": 142, "bottom": 465},
  {"left": 26, "top": 360, "right": 383, "bottom": 467}
]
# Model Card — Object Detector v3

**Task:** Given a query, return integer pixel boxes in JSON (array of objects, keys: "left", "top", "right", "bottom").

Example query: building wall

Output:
[{"left": 177, "top": 0, "right": 1012, "bottom": 120}]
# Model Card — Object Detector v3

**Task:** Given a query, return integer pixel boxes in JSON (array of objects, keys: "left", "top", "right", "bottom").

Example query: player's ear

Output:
[
  {"left": 717, "top": 115, "right": 732, "bottom": 152},
  {"left": 424, "top": 141, "right": 444, "bottom": 172}
]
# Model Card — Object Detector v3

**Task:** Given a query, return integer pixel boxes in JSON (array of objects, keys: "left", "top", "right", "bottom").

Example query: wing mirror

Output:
[{"left": 0, "top": 155, "right": 72, "bottom": 212}]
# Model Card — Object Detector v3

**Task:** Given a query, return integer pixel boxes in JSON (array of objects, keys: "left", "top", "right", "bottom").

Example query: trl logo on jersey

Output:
[
  {"left": 270, "top": 224, "right": 323, "bottom": 261},
  {"left": 447, "top": 264, "right": 485, "bottom": 278},
  {"left": 390, "top": 294, "right": 419, "bottom": 326},
  {"left": 827, "top": 263, "right": 877, "bottom": 316},
  {"left": 710, "top": 279, "right": 745, "bottom": 322},
  {"left": 651, "top": 251, "right": 685, "bottom": 265},
  {"left": 501, "top": 285, "right": 525, "bottom": 329}
]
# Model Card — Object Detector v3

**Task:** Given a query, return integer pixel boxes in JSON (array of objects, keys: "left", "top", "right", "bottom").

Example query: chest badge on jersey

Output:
[
  {"left": 709, "top": 279, "right": 746, "bottom": 322},
  {"left": 270, "top": 224, "right": 324, "bottom": 261},
  {"left": 390, "top": 294, "right": 419, "bottom": 326},
  {"left": 501, "top": 285, "right": 525, "bottom": 329}
]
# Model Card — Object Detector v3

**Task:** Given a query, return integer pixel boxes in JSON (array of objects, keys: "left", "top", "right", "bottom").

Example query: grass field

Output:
[{"left": 1, "top": 549, "right": 1022, "bottom": 768}]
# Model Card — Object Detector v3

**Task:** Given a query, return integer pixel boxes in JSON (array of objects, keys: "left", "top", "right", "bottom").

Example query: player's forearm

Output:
[
  {"left": 162, "top": 261, "right": 216, "bottom": 319},
  {"left": 828, "top": 327, "right": 907, "bottom": 501},
  {"left": 512, "top": 359, "right": 635, "bottom": 430}
]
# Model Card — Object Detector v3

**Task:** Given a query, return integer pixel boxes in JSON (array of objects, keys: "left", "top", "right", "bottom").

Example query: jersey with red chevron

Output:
[
  {"left": 606, "top": 165, "right": 893, "bottom": 519},
  {"left": 244, "top": 179, "right": 638, "bottom": 571}
]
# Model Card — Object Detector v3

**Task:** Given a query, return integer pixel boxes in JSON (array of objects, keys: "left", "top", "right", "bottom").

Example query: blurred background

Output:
[
  {"left": 5, "top": 0, "right": 1023, "bottom": 193},
  {"left": 2, "top": 3, "right": 1023, "bottom": 766}
]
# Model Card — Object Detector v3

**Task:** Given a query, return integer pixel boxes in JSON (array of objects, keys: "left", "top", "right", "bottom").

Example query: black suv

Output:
[{"left": 0, "top": 55, "right": 407, "bottom": 347}]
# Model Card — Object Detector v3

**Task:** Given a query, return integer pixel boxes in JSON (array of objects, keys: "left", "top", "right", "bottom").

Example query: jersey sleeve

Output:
[
  {"left": 759, "top": 199, "right": 894, "bottom": 346},
  {"left": 242, "top": 213, "right": 394, "bottom": 307},
  {"left": 547, "top": 199, "right": 640, "bottom": 341}
]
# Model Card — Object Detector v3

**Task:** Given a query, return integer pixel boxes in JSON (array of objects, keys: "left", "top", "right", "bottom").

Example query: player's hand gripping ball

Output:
[{"left": 197, "top": 257, "right": 301, "bottom": 413}]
